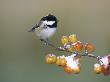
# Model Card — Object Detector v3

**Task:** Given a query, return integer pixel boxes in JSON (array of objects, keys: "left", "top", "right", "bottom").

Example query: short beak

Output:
[{"left": 28, "top": 27, "right": 35, "bottom": 32}]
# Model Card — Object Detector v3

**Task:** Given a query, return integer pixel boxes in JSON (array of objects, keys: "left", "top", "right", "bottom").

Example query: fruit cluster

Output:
[
  {"left": 60, "top": 34, "right": 94, "bottom": 53},
  {"left": 94, "top": 55, "right": 110, "bottom": 75},
  {"left": 46, "top": 54, "right": 81, "bottom": 74},
  {"left": 45, "top": 34, "right": 110, "bottom": 76}
]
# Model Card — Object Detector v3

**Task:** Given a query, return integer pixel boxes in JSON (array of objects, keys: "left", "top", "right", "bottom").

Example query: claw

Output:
[
  {"left": 40, "top": 39, "right": 56, "bottom": 48},
  {"left": 40, "top": 39, "right": 48, "bottom": 45}
]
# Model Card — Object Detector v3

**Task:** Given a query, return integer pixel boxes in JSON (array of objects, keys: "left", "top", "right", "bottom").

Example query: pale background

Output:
[{"left": 0, "top": 0, "right": 110, "bottom": 82}]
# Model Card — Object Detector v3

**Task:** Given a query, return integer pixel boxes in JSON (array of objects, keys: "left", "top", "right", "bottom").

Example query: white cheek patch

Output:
[{"left": 43, "top": 21, "right": 55, "bottom": 25}]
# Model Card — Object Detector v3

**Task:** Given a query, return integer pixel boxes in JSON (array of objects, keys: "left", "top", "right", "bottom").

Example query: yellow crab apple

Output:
[
  {"left": 45, "top": 54, "right": 57, "bottom": 64},
  {"left": 68, "top": 34, "right": 78, "bottom": 43},
  {"left": 73, "top": 67, "right": 80, "bottom": 74},
  {"left": 67, "top": 46, "right": 74, "bottom": 52},
  {"left": 61, "top": 36, "right": 69, "bottom": 45},
  {"left": 56, "top": 57, "right": 67, "bottom": 67},
  {"left": 94, "top": 64, "right": 102, "bottom": 74}
]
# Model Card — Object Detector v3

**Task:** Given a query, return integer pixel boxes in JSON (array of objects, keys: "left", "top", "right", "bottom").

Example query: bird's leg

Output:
[
  {"left": 40, "top": 39, "right": 50, "bottom": 46},
  {"left": 44, "top": 39, "right": 49, "bottom": 46},
  {"left": 40, "top": 39, "right": 57, "bottom": 49},
  {"left": 45, "top": 39, "right": 50, "bottom": 45},
  {"left": 40, "top": 39, "right": 47, "bottom": 45}
]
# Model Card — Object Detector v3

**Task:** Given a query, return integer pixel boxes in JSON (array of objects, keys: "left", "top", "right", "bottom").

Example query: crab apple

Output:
[
  {"left": 94, "top": 63, "right": 102, "bottom": 74},
  {"left": 56, "top": 57, "right": 67, "bottom": 67},
  {"left": 73, "top": 67, "right": 80, "bottom": 74},
  {"left": 77, "top": 57, "right": 81, "bottom": 62},
  {"left": 67, "top": 46, "right": 74, "bottom": 52},
  {"left": 45, "top": 54, "right": 57, "bottom": 64},
  {"left": 74, "top": 41, "right": 83, "bottom": 52},
  {"left": 61, "top": 36, "right": 69, "bottom": 45},
  {"left": 98, "top": 56, "right": 110, "bottom": 75},
  {"left": 100, "top": 65, "right": 105, "bottom": 73},
  {"left": 78, "top": 64, "right": 81, "bottom": 69},
  {"left": 64, "top": 66, "right": 73, "bottom": 74},
  {"left": 74, "top": 55, "right": 81, "bottom": 62},
  {"left": 85, "top": 43, "right": 95, "bottom": 53},
  {"left": 108, "top": 55, "right": 110, "bottom": 63},
  {"left": 101, "top": 65, "right": 110, "bottom": 76},
  {"left": 68, "top": 34, "right": 78, "bottom": 43}
]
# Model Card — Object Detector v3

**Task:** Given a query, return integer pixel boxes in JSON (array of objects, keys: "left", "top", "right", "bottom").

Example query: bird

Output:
[{"left": 28, "top": 14, "right": 58, "bottom": 46}]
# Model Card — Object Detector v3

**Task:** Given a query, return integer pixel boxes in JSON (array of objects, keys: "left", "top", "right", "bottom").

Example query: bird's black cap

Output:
[
  {"left": 41, "top": 14, "right": 57, "bottom": 22},
  {"left": 41, "top": 14, "right": 58, "bottom": 28}
]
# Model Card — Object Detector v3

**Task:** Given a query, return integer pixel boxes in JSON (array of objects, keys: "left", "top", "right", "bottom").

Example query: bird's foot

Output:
[
  {"left": 40, "top": 39, "right": 56, "bottom": 48},
  {"left": 40, "top": 39, "right": 49, "bottom": 46}
]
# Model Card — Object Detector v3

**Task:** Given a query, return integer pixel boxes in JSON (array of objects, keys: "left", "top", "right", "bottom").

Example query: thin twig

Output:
[
  {"left": 81, "top": 52, "right": 98, "bottom": 59},
  {"left": 42, "top": 40, "right": 99, "bottom": 59},
  {"left": 42, "top": 40, "right": 68, "bottom": 51}
]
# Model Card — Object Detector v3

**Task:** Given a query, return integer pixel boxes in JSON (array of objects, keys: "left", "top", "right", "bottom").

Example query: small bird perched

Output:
[{"left": 28, "top": 14, "right": 58, "bottom": 45}]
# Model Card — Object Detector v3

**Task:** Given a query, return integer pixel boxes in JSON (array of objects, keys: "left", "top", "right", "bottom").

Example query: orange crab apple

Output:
[
  {"left": 64, "top": 66, "right": 73, "bottom": 74},
  {"left": 74, "top": 41, "right": 83, "bottom": 52},
  {"left": 74, "top": 55, "right": 81, "bottom": 62},
  {"left": 101, "top": 65, "right": 110, "bottom": 76},
  {"left": 77, "top": 57, "right": 81, "bottom": 62},
  {"left": 85, "top": 43, "right": 95, "bottom": 53},
  {"left": 78, "top": 64, "right": 81, "bottom": 69}
]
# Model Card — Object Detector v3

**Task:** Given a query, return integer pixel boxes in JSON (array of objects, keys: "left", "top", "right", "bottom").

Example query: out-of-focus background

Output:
[{"left": 0, "top": 0, "right": 110, "bottom": 82}]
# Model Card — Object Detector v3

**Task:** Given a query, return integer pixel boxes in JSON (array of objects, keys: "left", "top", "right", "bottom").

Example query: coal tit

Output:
[{"left": 28, "top": 14, "right": 58, "bottom": 44}]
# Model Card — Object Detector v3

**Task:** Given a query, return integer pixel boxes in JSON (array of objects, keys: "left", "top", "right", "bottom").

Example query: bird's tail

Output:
[{"left": 28, "top": 24, "right": 38, "bottom": 32}]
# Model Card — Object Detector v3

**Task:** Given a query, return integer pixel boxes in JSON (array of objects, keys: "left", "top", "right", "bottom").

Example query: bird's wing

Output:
[{"left": 37, "top": 21, "right": 43, "bottom": 27}]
